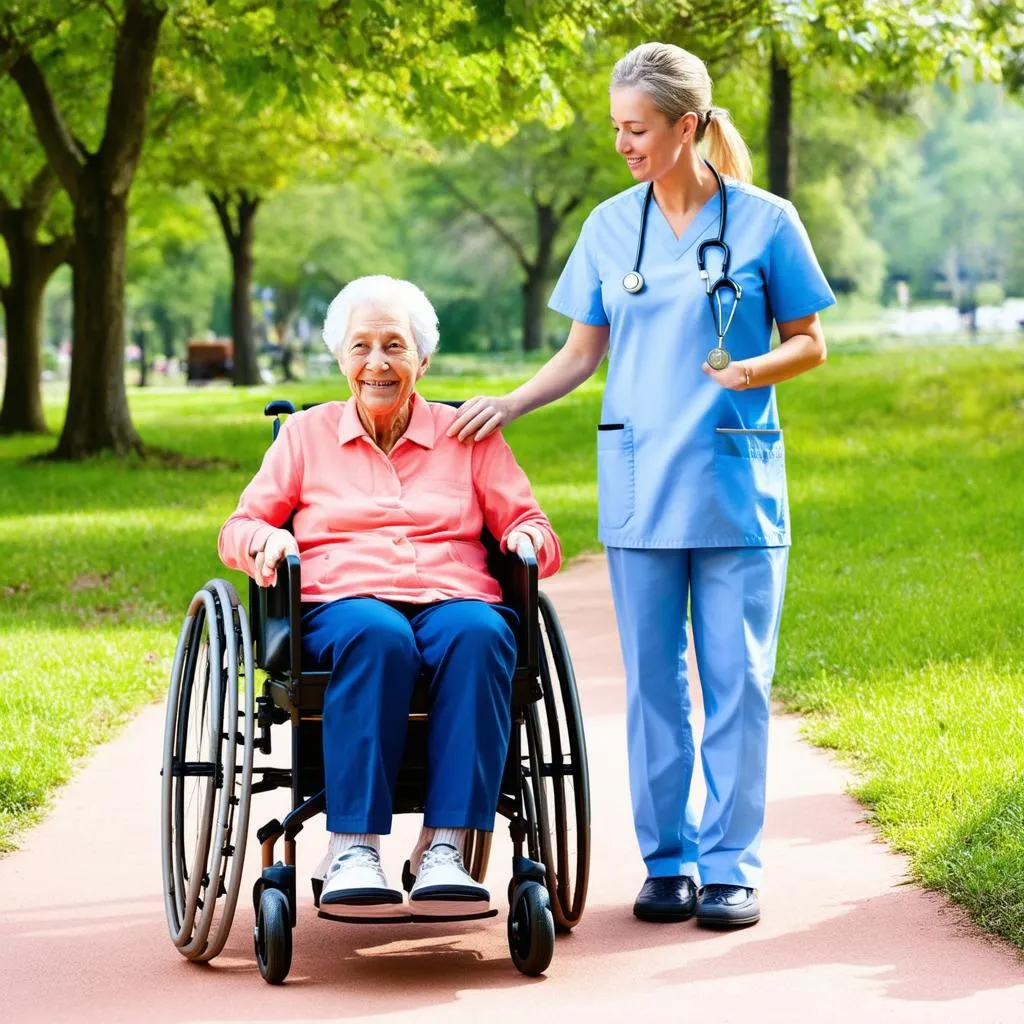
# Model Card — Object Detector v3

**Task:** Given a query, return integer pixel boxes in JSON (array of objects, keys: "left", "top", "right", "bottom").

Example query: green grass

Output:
[
  {"left": 777, "top": 343, "right": 1024, "bottom": 945},
  {"left": 2, "top": 346, "right": 1024, "bottom": 948}
]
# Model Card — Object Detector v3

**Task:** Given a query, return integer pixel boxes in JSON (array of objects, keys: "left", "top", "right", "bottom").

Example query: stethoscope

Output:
[{"left": 621, "top": 161, "right": 742, "bottom": 371}]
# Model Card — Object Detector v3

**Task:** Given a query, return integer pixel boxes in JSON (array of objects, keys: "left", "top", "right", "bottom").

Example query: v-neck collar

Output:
[{"left": 649, "top": 185, "right": 724, "bottom": 262}]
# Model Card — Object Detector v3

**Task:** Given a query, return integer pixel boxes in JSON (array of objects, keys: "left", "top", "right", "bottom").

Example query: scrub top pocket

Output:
[
  {"left": 714, "top": 428, "right": 788, "bottom": 542},
  {"left": 597, "top": 423, "right": 636, "bottom": 530}
]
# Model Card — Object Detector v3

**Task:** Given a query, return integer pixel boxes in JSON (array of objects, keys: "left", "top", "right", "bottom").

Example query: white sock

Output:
[
  {"left": 316, "top": 831, "right": 380, "bottom": 880},
  {"left": 430, "top": 827, "right": 467, "bottom": 853}
]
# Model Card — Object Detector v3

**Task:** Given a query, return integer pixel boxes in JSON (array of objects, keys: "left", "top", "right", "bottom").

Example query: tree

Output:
[
  {"left": 404, "top": 29, "right": 624, "bottom": 352},
  {"left": 752, "top": 1, "right": 996, "bottom": 199},
  {"left": 411, "top": 2, "right": 789, "bottom": 350},
  {"left": 1, "top": 0, "right": 165, "bottom": 456},
  {"left": 142, "top": 0, "right": 594, "bottom": 383},
  {"left": 869, "top": 83, "right": 1024, "bottom": 302},
  {"left": 156, "top": 91, "right": 341, "bottom": 385},
  {"left": 252, "top": 183, "right": 395, "bottom": 348},
  {"left": 0, "top": 84, "right": 73, "bottom": 434},
  {"left": 1, "top": 0, "right": 581, "bottom": 446},
  {"left": 429, "top": 123, "right": 612, "bottom": 352}
]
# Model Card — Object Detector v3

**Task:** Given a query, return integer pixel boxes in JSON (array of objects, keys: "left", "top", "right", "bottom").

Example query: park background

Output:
[{"left": 1, "top": 0, "right": 1023, "bottom": 954}]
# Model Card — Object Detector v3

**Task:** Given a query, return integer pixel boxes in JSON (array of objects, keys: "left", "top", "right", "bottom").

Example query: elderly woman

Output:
[{"left": 218, "top": 275, "right": 561, "bottom": 919}]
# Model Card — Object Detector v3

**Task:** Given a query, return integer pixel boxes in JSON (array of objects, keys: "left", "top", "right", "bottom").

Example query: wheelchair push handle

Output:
[
  {"left": 264, "top": 400, "right": 296, "bottom": 416},
  {"left": 509, "top": 537, "right": 537, "bottom": 567},
  {"left": 264, "top": 400, "right": 296, "bottom": 441}
]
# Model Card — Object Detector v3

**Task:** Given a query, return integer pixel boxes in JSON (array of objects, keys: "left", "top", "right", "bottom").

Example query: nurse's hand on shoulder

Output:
[
  {"left": 447, "top": 395, "right": 512, "bottom": 442},
  {"left": 702, "top": 361, "right": 749, "bottom": 390}
]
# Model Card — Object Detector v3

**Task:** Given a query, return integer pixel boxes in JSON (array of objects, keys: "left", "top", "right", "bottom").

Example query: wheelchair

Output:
[{"left": 160, "top": 399, "right": 591, "bottom": 984}]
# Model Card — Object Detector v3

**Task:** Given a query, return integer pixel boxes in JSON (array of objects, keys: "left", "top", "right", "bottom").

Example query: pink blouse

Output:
[{"left": 218, "top": 393, "right": 561, "bottom": 605}]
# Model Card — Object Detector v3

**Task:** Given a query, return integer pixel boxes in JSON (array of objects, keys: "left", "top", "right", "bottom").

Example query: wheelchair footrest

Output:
[
  {"left": 317, "top": 908, "right": 499, "bottom": 925},
  {"left": 318, "top": 909, "right": 413, "bottom": 924},
  {"left": 412, "top": 909, "right": 499, "bottom": 923}
]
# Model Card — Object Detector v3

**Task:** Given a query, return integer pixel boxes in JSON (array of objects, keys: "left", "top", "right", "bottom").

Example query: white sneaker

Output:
[
  {"left": 409, "top": 843, "right": 490, "bottom": 918},
  {"left": 320, "top": 845, "right": 407, "bottom": 919}
]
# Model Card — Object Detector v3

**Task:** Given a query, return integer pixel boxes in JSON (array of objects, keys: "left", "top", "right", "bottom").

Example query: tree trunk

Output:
[
  {"left": 521, "top": 201, "right": 558, "bottom": 352},
  {"left": 230, "top": 235, "right": 257, "bottom": 385},
  {"left": 210, "top": 190, "right": 261, "bottom": 386},
  {"left": 0, "top": 200, "right": 71, "bottom": 435},
  {"left": 54, "top": 176, "right": 141, "bottom": 458},
  {"left": 767, "top": 46, "right": 794, "bottom": 199},
  {"left": 521, "top": 271, "right": 547, "bottom": 353},
  {"left": 0, "top": 232, "right": 48, "bottom": 435}
]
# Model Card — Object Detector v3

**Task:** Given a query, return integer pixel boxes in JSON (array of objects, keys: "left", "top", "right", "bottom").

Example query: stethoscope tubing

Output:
[{"left": 622, "top": 161, "right": 743, "bottom": 359}]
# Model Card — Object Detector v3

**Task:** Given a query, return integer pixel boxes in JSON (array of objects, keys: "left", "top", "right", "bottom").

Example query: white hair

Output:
[{"left": 321, "top": 275, "right": 440, "bottom": 359}]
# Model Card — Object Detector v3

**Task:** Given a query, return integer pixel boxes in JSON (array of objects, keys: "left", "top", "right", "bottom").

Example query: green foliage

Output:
[
  {"left": 754, "top": 0, "right": 995, "bottom": 82},
  {"left": 784, "top": 63, "right": 914, "bottom": 298},
  {"left": 252, "top": 182, "right": 400, "bottom": 340},
  {"left": 0, "top": 81, "right": 72, "bottom": 260},
  {"left": 869, "top": 82, "right": 1024, "bottom": 299},
  {"left": 798, "top": 176, "right": 886, "bottom": 298},
  {"left": 126, "top": 183, "right": 228, "bottom": 351}
]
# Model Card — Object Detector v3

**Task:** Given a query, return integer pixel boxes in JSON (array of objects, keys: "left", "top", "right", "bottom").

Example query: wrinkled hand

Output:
[
  {"left": 446, "top": 395, "right": 512, "bottom": 442},
  {"left": 507, "top": 524, "right": 545, "bottom": 558},
  {"left": 253, "top": 529, "right": 299, "bottom": 588},
  {"left": 701, "top": 361, "right": 748, "bottom": 390}
]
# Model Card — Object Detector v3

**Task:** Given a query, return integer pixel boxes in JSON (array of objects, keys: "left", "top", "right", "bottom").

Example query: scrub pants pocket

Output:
[
  {"left": 597, "top": 423, "right": 635, "bottom": 530},
  {"left": 714, "top": 428, "right": 787, "bottom": 538}
]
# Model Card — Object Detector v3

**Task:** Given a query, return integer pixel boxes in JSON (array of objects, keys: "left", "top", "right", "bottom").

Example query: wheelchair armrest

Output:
[
  {"left": 250, "top": 553, "right": 302, "bottom": 677},
  {"left": 490, "top": 541, "right": 539, "bottom": 677}
]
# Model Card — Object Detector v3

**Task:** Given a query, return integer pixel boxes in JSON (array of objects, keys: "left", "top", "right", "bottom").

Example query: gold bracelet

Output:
[{"left": 742, "top": 366, "right": 752, "bottom": 388}]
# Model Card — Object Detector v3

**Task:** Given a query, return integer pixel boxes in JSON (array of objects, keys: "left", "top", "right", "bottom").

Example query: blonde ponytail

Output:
[
  {"left": 703, "top": 109, "right": 752, "bottom": 183},
  {"left": 611, "top": 43, "right": 754, "bottom": 183}
]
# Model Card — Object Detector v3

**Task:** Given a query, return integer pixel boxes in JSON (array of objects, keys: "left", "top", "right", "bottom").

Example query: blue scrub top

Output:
[{"left": 549, "top": 179, "right": 835, "bottom": 549}]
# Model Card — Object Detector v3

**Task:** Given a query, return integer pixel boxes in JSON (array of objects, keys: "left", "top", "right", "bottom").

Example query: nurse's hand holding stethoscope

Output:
[
  {"left": 702, "top": 360, "right": 753, "bottom": 390},
  {"left": 447, "top": 395, "right": 513, "bottom": 442}
]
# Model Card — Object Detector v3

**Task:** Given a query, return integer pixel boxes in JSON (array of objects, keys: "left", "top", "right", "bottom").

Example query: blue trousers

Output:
[
  {"left": 300, "top": 598, "right": 517, "bottom": 835},
  {"left": 607, "top": 546, "right": 788, "bottom": 888}
]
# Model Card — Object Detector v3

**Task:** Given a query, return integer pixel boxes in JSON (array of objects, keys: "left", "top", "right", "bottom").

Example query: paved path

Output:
[{"left": 2, "top": 556, "right": 1022, "bottom": 1023}]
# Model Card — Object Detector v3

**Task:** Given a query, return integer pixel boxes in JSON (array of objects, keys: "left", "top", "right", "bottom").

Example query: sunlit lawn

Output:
[{"left": 1, "top": 343, "right": 1023, "bottom": 946}]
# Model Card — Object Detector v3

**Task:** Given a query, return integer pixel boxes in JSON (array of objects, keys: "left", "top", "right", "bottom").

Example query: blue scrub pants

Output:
[
  {"left": 300, "top": 598, "right": 517, "bottom": 835},
  {"left": 607, "top": 546, "right": 788, "bottom": 888}
]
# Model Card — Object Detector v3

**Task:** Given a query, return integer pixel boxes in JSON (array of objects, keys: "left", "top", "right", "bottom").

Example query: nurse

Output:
[{"left": 448, "top": 42, "right": 835, "bottom": 929}]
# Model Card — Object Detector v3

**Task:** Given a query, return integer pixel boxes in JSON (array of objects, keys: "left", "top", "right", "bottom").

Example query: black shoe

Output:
[
  {"left": 696, "top": 884, "right": 760, "bottom": 928},
  {"left": 633, "top": 875, "right": 697, "bottom": 922}
]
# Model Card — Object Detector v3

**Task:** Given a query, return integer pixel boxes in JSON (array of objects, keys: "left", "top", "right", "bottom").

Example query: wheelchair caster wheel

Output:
[
  {"left": 507, "top": 881, "right": 554, "bottom": 977},
  {"left": 254, "top": 887, "right": 292, "bottom": 984}
]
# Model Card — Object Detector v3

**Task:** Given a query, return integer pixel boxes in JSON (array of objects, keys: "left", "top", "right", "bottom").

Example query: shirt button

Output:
[{"left": 392, "top": 537, "right": 401, "bottom": 544}]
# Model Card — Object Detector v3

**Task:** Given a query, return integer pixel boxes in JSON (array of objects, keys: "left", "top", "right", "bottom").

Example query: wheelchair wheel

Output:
[
  {"left": 255, "top": 886, "right": 292, "bottom": 985},
  {"left": 524, "top": 592, "right": 591, "bottom": 932},
  {"left": 161, "top": 580, "right": 255, "bottom": 962},
  {"left": 507, "top": 881, "right": 554, "bottom": 977}
]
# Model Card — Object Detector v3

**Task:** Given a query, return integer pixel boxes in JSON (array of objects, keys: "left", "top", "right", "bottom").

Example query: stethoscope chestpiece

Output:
[{"left": 621, "top": 270, "right": 645, "bottom": 294}]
